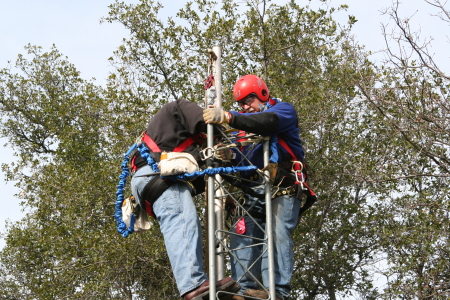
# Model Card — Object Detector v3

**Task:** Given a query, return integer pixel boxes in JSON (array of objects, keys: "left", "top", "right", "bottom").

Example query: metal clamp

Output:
[
  {"left": 271, "top": 176, "right": 284, "bottom": 198},
  {"left": 200, "top": 147, "right": 214, "bottom": 160},
  {"left": 295, "top": 170, "right": 308, "bottom": 190}
]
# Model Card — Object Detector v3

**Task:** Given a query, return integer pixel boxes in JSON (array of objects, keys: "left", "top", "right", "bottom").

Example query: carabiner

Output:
[
  {"left": 291, "top": 160, "right": 304, "bottom": 173},
  {"left": 200, "top": 147, "right": 214, "bottom": 160}
]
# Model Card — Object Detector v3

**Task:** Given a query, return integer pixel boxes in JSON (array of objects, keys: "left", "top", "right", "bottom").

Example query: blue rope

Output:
[
  {"left": 114, "top": 143, "right": 138, "bottom": 238},
  {"left": 137, "top": 143, "right": 160, "bottom": 173},
  {"left": 161, "top": 165, "right": 258, "bottom": 181}
]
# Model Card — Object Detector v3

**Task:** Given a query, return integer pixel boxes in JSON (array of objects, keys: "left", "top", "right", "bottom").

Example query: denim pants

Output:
[
  {"left": 230, "top": 186, "right": 300, "bottom": 299},
  {"left": 131, "top": 165, "right": 208, "bottom": 296}
]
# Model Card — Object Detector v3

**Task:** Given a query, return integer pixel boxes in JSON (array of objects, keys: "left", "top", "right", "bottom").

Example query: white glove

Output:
[{"left": 203, "top": 107, "right": 229, "bottom": 124}]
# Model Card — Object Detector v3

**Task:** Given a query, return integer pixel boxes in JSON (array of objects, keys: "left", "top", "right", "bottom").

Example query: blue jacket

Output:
[{"left": 228, "top": 100, "right": 304, "bottom": 172}]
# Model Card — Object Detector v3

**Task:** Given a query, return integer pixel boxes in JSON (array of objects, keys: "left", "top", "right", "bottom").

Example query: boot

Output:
[
  {"left": 183, "top": 277, "right": 241, "bottom": 300},
  {"left": 243, "top": 288, "right": 282, "bottom": 300},
  {"left": 183, "top": 281, "right": 209, "bottom": 300},
  {"left": 217, "top": 278, "right": 242, "bottom": 300}
]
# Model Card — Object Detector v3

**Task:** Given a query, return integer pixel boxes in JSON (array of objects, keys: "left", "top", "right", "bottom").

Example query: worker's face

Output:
[{"left": 237, "top": 95, "right": 264, "bottom": 113}]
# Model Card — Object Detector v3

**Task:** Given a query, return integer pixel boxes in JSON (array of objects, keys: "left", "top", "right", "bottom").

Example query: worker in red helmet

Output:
[
  {"left": 233, "top": 74, "right": 270, "bottom": 103},
  {"left": 204, "top": 75, "right": 312, "bottom": 300}
]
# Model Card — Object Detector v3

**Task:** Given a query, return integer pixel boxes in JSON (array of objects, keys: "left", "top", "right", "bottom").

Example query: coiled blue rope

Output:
[
  {"left": 137, "top": 143, "right": 160, "bottom": 173},
  {"left": 114, "top": 143, "right": 138, "bottom": 237},
  {"left": 161, "top": 165, "right": 258, "bottom": 181}
]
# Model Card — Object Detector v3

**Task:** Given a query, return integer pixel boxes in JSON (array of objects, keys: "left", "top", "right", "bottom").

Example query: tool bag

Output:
[
  {"left": 122, "top": 196, "right": 151, "bottom": 233},
  {"left": 159, "top": 151, "right": 199, "bottom": 176}
]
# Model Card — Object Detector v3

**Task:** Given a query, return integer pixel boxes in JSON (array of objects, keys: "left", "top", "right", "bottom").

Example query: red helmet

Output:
[{"left": 233, "top": 74, "right": 270, "bottom": 102}]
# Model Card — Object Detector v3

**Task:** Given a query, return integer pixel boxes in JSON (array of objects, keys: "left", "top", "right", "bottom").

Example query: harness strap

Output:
[
  {"left": 141, "top": 176, "right": 175, "bottom": 218},
  {"left": 277, "top": 137, "right": 300, "bottom": 169},
  {"left": 173, "top": 133, "right": 206, "bottom": 152},
  {"left": 277, "top": 136, "right": 306, "bottom": 176},
  {"left": 277, "top": 136, "right": 317, "bottom": 214},
  {"left": 138, "top": 132, "right": 207, "bottom": 218},
  {"left": 142, "top": 132, "right": 161, "bottom": 152},
  {"left": 131, "top": 155, "right": 138, "bottom": 172},
  {"left": 221, "top": 174, "right": 265, "bottom": 200},
  {"left": 142, "top": 132, "right": 206, "bottom": 153}
]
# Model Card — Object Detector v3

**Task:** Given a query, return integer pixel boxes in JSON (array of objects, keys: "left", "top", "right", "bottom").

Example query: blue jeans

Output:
[
  {"left": 230, "top": 186, "right": 300, "bottom": 299},
  {"left": 131, "top": 165, "right": 208, "bottom": 296}
]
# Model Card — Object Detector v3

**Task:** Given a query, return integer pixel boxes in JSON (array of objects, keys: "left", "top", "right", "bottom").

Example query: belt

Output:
[{"left": 272, "top": 185, "right": 297, "bottom": 198}]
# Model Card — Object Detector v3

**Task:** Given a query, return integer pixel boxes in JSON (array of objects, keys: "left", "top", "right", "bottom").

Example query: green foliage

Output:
[{"left": 1, "top": 0, "right": 449, "bottom": 299}]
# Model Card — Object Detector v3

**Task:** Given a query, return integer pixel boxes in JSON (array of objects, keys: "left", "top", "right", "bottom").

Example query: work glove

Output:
[
  {"left": 203, "top": 106, "right": 229, "bottom": 124},
  {"left": 262, "top": 162, "right": 278, "bottom": 184},
  {"left": 214, "top": 144, "right": 234, "bottom": 162}
]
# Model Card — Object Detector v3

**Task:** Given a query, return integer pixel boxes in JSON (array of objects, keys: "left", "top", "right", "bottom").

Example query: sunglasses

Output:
[{"left": 237, "top": 95, "right": 256, "bottom": 107}]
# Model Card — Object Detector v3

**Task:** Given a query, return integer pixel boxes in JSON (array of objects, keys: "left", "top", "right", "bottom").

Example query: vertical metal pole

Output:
[
  {"left": 263, "top": 139, "right": 276, "bottom": 299},
  {"left": 207, "top": 126, "right": 217, "bottom": 300},
  {"left": 212, "top": 46, "right": 222, "bottom": 108},
  {"left": 211, "top": 46, "right": 225, "bottom": 280},
  {"left": 206, "top": 45, "right": 222, "bottom": 300}
]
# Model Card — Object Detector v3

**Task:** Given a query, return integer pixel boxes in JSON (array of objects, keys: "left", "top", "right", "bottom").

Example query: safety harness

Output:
[
  {"left": 267, "top": 98, "right": 317, "bottom": 215},
  {"left": 276, "top": 136, "right": 317, "bottom": 217},
  {"left": 115, "top": 132, "right": 258, "bottom": 237},
  {"left": 131, "top": 132, "right": 206, "bottom": 218}
]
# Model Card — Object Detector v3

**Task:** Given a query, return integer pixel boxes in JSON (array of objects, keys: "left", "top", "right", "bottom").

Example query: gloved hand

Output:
[
  {"left": 214, "top": 144, "right": 233, "bottom": 162},
  {"left": 262, "top": 162, "right": 278, "bottom": 184},
  {"left": 203, "top": 106, "right": 229, "bottom": 124}
]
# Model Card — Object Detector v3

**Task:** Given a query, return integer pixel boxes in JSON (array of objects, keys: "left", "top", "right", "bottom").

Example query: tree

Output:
[
  {"left": 2, "top": 0, "right": 436, "bottom": 299},
  {"left": 356, "top": 0, "right": 450, "bottom": 298},
  {"left": 104, "top": 1, "right": 385, "bottom": 297},
  {"left": 0, "top": 45, "right": 177, "bottom": 299}
]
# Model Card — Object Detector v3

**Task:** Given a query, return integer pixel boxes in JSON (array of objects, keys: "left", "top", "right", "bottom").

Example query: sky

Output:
[{"left": 0, "top": 0, "right": 448, "bottom": 250}]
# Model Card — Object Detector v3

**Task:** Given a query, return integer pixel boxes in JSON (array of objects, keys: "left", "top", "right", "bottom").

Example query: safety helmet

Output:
[{"left": 233, "top": 74, "right": 270, "bottom": 102}]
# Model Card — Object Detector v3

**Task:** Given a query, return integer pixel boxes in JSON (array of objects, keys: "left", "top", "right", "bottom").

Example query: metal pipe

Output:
[
  {"left": 263, "top": 139, "right": 276, "bottom": 299},
  {"left": 206, "top": 45, "right": 223, "bottom": 300},
  {"left": 212, "top": 46, "right": 225, "bottom": 281},
  {"left": 212, "top": 45, "right": 222, "bottom": 108},
  {"left": 207, "top": 124, "right": 216, "bottom": 300}
]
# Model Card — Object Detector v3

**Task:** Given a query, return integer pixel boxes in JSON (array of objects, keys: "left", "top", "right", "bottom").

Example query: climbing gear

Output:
[
  {"left": 140, "top": 131, "right": 206, "bottom": 158},
  {"left": 204, "top": 74, "right": 215, "bottom": 89},
  {"left": 276, "top": 136, "right": 317, "bottom": 217},
  {"left": 115, "top": 142, "right": 141, "bottom": 237},
  {"left": 236, "top": 217, "right": 246, "bottom": 235},
  {"left": 222, "top": 126, "right": 316, "bottom": 219},
  {"left": 141, "top": 175, "right": 174, "bottom": 218},
  {"left": 262, "top": 162, "right": 278, "bottom": 184},
  {"left": 122, "top": 196, "right": 151, "bottom": 233},
  {"left": 233, "top": 74, "right": 270, "bottom": 102},
  {"left": 130, "top": 133, "right": 201, "bottom": 219},
  {"left": 116, "top": 136, "right": 258, "bottom": 237},
  {"left": 199, "top": 147, "right": 215, "bottom": 160}
]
